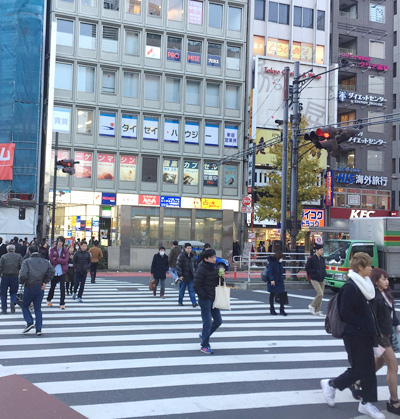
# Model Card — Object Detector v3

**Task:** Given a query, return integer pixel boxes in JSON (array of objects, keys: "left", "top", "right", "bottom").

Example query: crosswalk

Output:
[{"left": 0, "top": 278, "right": 397, "bottom": 418}]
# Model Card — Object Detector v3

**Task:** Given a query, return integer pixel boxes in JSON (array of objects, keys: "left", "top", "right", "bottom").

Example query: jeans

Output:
[
  {"left": 178, "top": 280, "right": 196, "bottom": 304},
  {"left": 169, "top": 267, "right": 178, "bottom": 281},
  {"left": 74, "top": 271, "right": 87, "bottom": 298},
  {"left": 90, "top": 262, "right": 98, "bottom": 282},
  {"left": 22, "top": 285, "right": 44, "bottom": 331},
  {"left": 47, "top": 274, "right": 65, "bottom": 305},
  {"left": 310, "top": 280, "right": 325, "bottom": 312},
  {"left": 0, "top": 275, "right": 18, "bottom": 312},
  {"left": 154, "top": 278, "right": 165, "bottom": 296},
  {"left": 198, "top": 298, "right": 222, "bottom": 348}
]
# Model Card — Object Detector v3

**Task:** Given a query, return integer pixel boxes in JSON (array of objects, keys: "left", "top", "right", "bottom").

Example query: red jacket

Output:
[{"left": 49, "top": 246, "right": 69, "bottom": 274}]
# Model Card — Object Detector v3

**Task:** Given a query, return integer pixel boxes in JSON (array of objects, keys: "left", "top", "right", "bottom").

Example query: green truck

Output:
[{"left": 324, "top": 217, "right": 400, "bottom": 291}]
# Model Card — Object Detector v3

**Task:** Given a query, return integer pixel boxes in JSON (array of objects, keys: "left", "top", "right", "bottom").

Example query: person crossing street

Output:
[{"left": 73, "top": 241, "right": 91, "bottom": 302}]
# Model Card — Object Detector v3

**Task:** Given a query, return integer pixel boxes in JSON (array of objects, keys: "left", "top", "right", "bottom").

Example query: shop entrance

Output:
[{"left": 100, "top": 217, "right": 111, "bottom": 246}]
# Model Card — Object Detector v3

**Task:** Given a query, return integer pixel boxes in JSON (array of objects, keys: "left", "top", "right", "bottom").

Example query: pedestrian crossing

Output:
[{"left": 0, "top": 278, "right": 397, "bottom": 418}]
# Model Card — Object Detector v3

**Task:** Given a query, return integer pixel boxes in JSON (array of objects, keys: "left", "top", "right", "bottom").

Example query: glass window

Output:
[
  {"left": 208, "top": 43, "right": 221, "bottom": 65},
  {"left": 228, "top": 7, "right": 242, "bottom": 31},
  {"left": 163, "top": 212, "right": 191, "bottom": 247},
  {"left": 102, "top": 26, "right": 118, "bottom": 53},
  {"left": 125, "top": 31, "right": 139, "bottom": 55},
  {"left": 167, "top": 36, "right": 182, "bottom": 61},
  {"left": 292, "top": 41, "right": 301, "bottom": 60},
  {"left": 128, "top": 0, "right": 141, "bottom": 14},
  {"left": 206, "top": 83, "right": 220, "bottom": 107},
  {"left": 225, "top": 85, "right": 239, "bottom": 109},
  {"left": 279, "top": 3, "right": 289, "bottom": 24},
  {"left": 316, "top": 45, "right": 324, "bottom": 64},
  {"left": 81, "top": 0, "right": 97, "bottom": 6},
  {"left": 255, "top": 0, "right": 265, "bottom": 20},
  {"left": 209, "top": 3, "right": 223, "bottom": 28},
  {"left": 146, "top": 33, "right": 161, "bottom": 59},
  {"left": 253, "top": 35, "right": 265, "bottom": 55},
  {"left": 78, "top": 66, "right": 95, "bottom": 92},
  {"left": 163, "top": 159, "right": 179, "bottom": 184},
  {"left": 55, "top": 63, "right": 72, "bottom": 90},
  {"left": 303, "top": 7, "right": 313, "bottom": 28},
  {"left": 369, "top": 40, "right": 385, "bottom": 59},
  {"left": 188, "top": 39, "right": 201, "bottom": 53},
  {"left": 395, "top": 31, "right": 398, "bottom": 47},
  {"left": 227, "top": 45, "right": 240, "bottom": 70},
  {"left": 104, "top": 0, "right": 119, "bottom": 10},
  {"left": 293, "top": 6, "right": 302, "bottom": 26},
  {"left": 317, "top": 10, "right": 325, "bottom": 30},
  {"left": 57, "top": 19, "right": 74, "bottom": 47},
  {"left": 368, "top": 111, "right": 384, "bottom": 133},
  {"left": 142, "top": 157, "right": 158, "bottom": 182},
  {"left": 394, "top": 93, "right": 397, "bottom": 109},
  {"left": 368, "top": 75, "right": 385, "bottom": 95},
  {"left": 168, "top": 0, "right": 183, "bottom": 20},
  {"left": 102, "top": 70, "right": 116, "bottom": 94},
  {"left": 165, "top": 77, "right": 181, "bottom": 103},
  {"left": 186, "top": 80, "right": 201, "bottom": 105},
  {"left": 148, "top": 0, "right": 161, "bottom": 16},
  {"left": 267, "top": 37, "right": 277, "bottom": 57},
  {"left": 123, "top": 72, "right": 139, "bottom": 98},
  {"left": 79, "top": 23, "right": 96, "bottom": 50},
  {"left": 187, "top": 39, "right": 202, "bottom": 64},
  {"left": 77, "top": 109, "right": 93, "bottom": 134},
  {"left": 301, "top": 42, "right": 313, "bottom": 62},
  {"left": 370, "top": 4, "right": 385, "bottom": 23},
  {"left": 144, "top": 74, "right": 160, "bottom": 100},
  {"left": 195, "top": 210, "right": 222, "bottom": 248},
  {"left": 131, "top": 209, "right": 160, "bottom": 247},
  {"left": 268, "top": 1, "right": 278, "bottom": 22}
]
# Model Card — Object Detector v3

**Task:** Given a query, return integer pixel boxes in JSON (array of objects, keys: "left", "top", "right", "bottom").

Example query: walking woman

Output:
[
  {"left": 65, "top": 245, "right": 75, "bottom": 295},
  {"left": 370, "top": 268, "right": 400, "bottom": 416},
  {"left": 267, "top": 251, "right": 286, "bottom": 316}
]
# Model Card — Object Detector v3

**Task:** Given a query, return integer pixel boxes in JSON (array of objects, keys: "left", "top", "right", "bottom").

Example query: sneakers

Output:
[
  {"left": 78, "top": 298, "right": 83, "bottom": 303},
  {"left": 358, "top": 402, "right": 385, "bottom": 419},
  {"left": 60, "top": 305, "right": 65, "bottom": 310},
  {"left": 23, "top": 323, "right": 34, "bottom": 334},
  {"left": 10, "top": 302, "right": 15, "bottom": 313},
  {"left": 308, "top": 304, "right": 315, "bottom": 314},
  {"left": 47, "top": 301, "right": 53, "bottom": 307},
  {"left": 192, "top": 303, "right": 198, "bottom": 308},
  {"left": 315, "top": 311, "right": 326, "bottom": 318},
  {"left": 72, "top": 293, "right": 76, "bottom": 300},
  {"left": 160, "top": 294, "right": 165, "bottom": 299},
  {"left": 36, "top": 330, "right": 42, "bottom": 336},
  {"left": 320, "top": 379, "right": 336, "bottom": 407},
  {"left": 178, "top": 302, "right": 183, "bottom": 306},
  {"left": 174, "top": 278, "right": 180, "bottom": 285},
  {"left": 200, "top": 346, "right": 213, "bottom": 354}
]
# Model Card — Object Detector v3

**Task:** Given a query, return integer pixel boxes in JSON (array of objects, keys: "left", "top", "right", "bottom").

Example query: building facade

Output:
[
  {"left": 45, "top": 0, "right": 247, "bottom": 268},
  {"left": 393, "top": 1, "right": 400, "bottom": 210}
]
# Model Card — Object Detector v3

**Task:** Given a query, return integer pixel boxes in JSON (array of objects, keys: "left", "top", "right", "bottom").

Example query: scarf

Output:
[{"left": 348, "top": 269, "right": 375, "bottom": 301}]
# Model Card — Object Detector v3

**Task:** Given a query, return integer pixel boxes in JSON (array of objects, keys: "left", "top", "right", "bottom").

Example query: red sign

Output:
[
  {"left": 325, "top": 170, "right": 333, "bottom": 207},
  {"left": 242, "top": 195, "right": 252, "bottom": 206},
  {"left": 139, "top": 195, "right": 160, "bottom": 206},
  {"left": 247, "top": 186, "right": 252, "bottom": 194},
  {"left": 0, "top": 143, "right": 15, "bottom": 180},
  {"left": 331, "top": 208, "right": 393, "bottom": 219}
]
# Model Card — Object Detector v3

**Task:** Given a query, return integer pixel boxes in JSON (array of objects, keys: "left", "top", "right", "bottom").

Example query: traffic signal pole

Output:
[
  {"left": 289, "top": 62, "right": 300, "bottom": 252},
  {"left": 51, "top": 132, "right": 58, "bottom": 245}
]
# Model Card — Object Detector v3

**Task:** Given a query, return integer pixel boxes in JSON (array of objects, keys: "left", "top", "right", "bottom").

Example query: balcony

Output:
[{"left": 339, "top": 0, "right": 358, "bottom": 19}]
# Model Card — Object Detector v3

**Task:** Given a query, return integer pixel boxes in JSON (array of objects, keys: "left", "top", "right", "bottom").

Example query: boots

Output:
[
  {"left": 269, "top": 293, "right": 277, "bottom": 315},
  {"left": 280, "top": 304, "right": 287, "bottom": 316}
]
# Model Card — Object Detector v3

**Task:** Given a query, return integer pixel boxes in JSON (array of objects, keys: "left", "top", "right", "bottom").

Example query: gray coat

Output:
[
  {"left": 19, "top": 253, "right": 55, "bottom": 289},
  {"left": 0, "top": 252, "right": 23, "bottom": 276}
]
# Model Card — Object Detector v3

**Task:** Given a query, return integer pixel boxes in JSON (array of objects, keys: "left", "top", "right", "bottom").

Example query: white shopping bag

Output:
[{"left": 213, "top": 277, "right": 231, "bottom": 310}]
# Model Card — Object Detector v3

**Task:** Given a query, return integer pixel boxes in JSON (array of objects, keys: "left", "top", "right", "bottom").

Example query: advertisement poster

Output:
[
  {"left": 223, "top": 165, "right": 237, "bottom": 187},
  {"left": 99, "top": 113, "right": 116, "bottom": 137},
  {"left": 53, "top": 107, "right": 70, "bottom": 133},
  {"left": 143, "top": 117, "right": 159, "bottom": 140},
  {"left": 121, "top": 115, "right": 137, "bottom": 139},
  {"left": 164, "top": 120, "right": 179, "bottom": 142},
  {"left": 224, "top": 126, "right": 238, "bottom": 148},
  {"left": 187, "top": 51, "right": 201, "bottom": 64},
  {"left": 0, "top": 143, "right": 15, "bottom": 180},
  {"left": 255, "top": 128, "right": 280, "bottom": 165},
  {"left": 202, "top": 198, "right": 221, "bottom": 209},
  {"left": 101, "top": 193, "right": 116, "bottom": 206},
  {"left": 185, "top": 121, "right": 199, "bottom": 144},
  {"left": 97, "top": 153, "right": 115, "bottom": 180},
  {"left": 160, "top": 196, "right": 181, "bottom": 207},
  {"left": 302, "top": 209, "right": 325, "bottom": 228},
  {"left": 167, "top": 49, "right": 181, "bottom": 62},
  {"left": 188, "top": 0, "right": 203, "bottom": 24},
  {"left": 163, "top": 159, "right": 179, "bottom": 184},
  {"left": 74, "top": 151, "right": 92, "bottom": 179},
  {"left": 139, "top": 195, "right": 160, "bottom": 206},
  {"left": 120, "top": 155, "right": 137, "bottom": 181},
  {"left": 204, "top": 162, "right": 218, "bottom": 186},
  {"left": 183, "top": 161, "right": 199, "bottom": 185},
  {"left": 145, "top": 45, "right": 161, "bottom": 59},
  {"left": 205, "top": 124, "right": 219, "bottom": 146}
]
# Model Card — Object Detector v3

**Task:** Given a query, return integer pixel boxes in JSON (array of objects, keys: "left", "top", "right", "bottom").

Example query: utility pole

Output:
[
  {"left": 289, "top": 61, "right": 300, "bottom": 252},
  {"left": 280, "top": 66, "right": 290, "bottom": 249},
  {"left": 51, "top": 132, "right": 58, "bottom": 244}
]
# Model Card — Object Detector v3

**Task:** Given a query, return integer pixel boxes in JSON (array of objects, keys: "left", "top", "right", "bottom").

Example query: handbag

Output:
[
  {"left": 149, "top": 278, "right": 156, "bottom": 291},
  {"left": 16, "top": 285, "right": 24, "bottom": 308},
  {"left": 261, "top": 266, "right": 268, "bottom": 282},
  {"left": 392, "top": 326, "right": 400, "bottom": 352},
  {"left": 275, "top": 291, "right": 289, "bottom": 305},
  {"left": 213, "top": 277, "right": 231, "bottom": 310}
]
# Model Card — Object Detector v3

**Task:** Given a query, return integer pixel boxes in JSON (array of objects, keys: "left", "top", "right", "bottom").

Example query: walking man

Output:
[
  {"left": 194, "top": 248, "right": 223, "bottom": 354},
  {"left": 305, "top": 244, "right": 326, "bottom": 317},
  {"left": 19, "top": 244, "right": 55, "bottom": 335},
  {"left": 89, "top": 240, "right": 103, "bottom": 283},
  {"left": 73, "top": 241, "right": 91, "bottom": 302},
  {"left": 151, "top": 246, "right": 169, "bottom": 298},
  {"left": 47, "top": 236, "right": 69, "bottom": 310},
  {"left": 0, "top": 244, "right": 23, "bottom": 314},
  {"left": 176, "top": 243, "right": 198, "bottom": 307},
  {"left": 0, "top": 237, "right": 7, "bottom": 258},
  {"left": 168, "top": 241, "right": 181, "bottom": 284}
]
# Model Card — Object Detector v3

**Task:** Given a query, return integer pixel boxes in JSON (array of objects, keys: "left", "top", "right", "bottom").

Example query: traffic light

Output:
[
  {"left": 57, "top": 159, "right": 78, "bottom": 175},
  {"left": 304, "top": 127, "right": 361, "bottom": 156}
]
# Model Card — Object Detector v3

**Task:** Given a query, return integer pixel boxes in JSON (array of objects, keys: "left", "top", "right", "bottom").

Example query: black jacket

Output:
[
  {"left": 19, "top": 254, "right": 55, "bottom": 288},
  {"left": 194, "top": 261, "right": 222, "bottom": 301},
  {"left": 151, "top": 253, "right": 169, "bottom": 279},
  {"left": 370, "top": 291, "right": 399, "bottom": 336},
  {"left": 176, "top": 251, "right": 196, "bottom": 282},
  {"left": 0, "top": 243, "right": 6, "bottom": 258},
  {"left": 73, "top": 250, "right": 91, "bottom": 273},
  {"left": 339, "top": 279, "right": 379, "bottom": 338},
  {"left": 305, "top": 254, "right": 326, "bottom": 282}
]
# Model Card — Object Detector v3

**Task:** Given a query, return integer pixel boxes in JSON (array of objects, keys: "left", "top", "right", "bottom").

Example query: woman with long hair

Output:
[
  {"left": 370, "top": 268, "right": 400, "bottom": 415},
  {"left": 267, "top": 251, "right": 286, "bottom": 316}
]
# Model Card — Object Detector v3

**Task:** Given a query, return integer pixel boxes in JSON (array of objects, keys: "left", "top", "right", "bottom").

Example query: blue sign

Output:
[
  {"left": 102, "top": 192, "right": 116, "bottom": 206},
  {"left": 93, "top": 219, "right": 99, "bottom": 228},
  {"left": 160, "top": 196, "right": 181, "bottom": 208},
  {"left": 167, "top": 49, "right": 181, "bottom": 62},
  {"left": 187, "top": 52, "right": 201, "bottom": 64},
  {"left": 207, "top": 54, "right": 221, "bottom": 67}
]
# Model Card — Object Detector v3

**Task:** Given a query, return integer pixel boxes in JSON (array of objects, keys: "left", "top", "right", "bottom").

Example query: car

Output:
[{"left": 177, "top": 240, "right": 230, "bottom": 271}]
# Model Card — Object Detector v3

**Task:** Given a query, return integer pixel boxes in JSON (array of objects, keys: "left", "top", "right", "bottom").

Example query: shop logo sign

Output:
[{"left": 350, "top": 210, "right": 376, "bottom": 218}]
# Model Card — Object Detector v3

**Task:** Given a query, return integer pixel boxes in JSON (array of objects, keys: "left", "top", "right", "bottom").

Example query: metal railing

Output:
[{"left": 339, "top": 10, "right": 358, "bottom": 19}]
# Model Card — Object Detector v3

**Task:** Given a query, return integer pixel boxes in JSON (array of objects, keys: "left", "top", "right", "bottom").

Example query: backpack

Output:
[
  {"left": 261, "top": 266, "right": 268, "bottom": 282},
  {"left": 325, "top": 292, "right": 346, "bottom": 338}
]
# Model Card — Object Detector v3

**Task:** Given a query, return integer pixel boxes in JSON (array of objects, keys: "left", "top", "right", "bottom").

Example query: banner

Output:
[
  {"left": 160, "top": 196, "right": 181, "bottom": 207},
  {"left": 185, "top": 121, "right": 199, "bottom": 144},
  {"left": 143, "top": 118, "right": 159, "bottom": 140},
  {"left": 99, "top": 113, "right": 116, "bottom": 137},
  {"left": 183, "top": 161, "right": 199, "bottom": 186},
  {"left": 74, "top": 151, "right": 92, "bottom": 179},
  {"left": 0, "top": 143, "right": 15, "bottom": 180},
  {"left": 223, "top": 165, "right": 237, "bottom": 187},
  {"left": 121, "top": 115, "right": 137, "bottom": 139},
  {"left": 204, "top": 162, "right": 218, "bottom": 186},
  {"left": 97, "top": 153, "right": 115, "bottom": 180},
  {"left": 163, "top": 159, "right": 179, "bottom": 184},
  {"left": 164, "top": 120, "right": 179, "bottom": 142},
  {"left": 188, "top": 0, "right": 203, "bottom": 24},
  {"left": 120, "top": 155, "right": 137, "bottom": 181},
  {"left": 202, "top": 198, "right": 221, "bottom": 209},
  {"left": 53, "top": 107, "right": 71, "bottom": 133},
  {"left": 205, "top": 124, "right": 219, "bottom": 146},
  {"left": 224, "top": 126, "right": 238, "bottom": 148}
]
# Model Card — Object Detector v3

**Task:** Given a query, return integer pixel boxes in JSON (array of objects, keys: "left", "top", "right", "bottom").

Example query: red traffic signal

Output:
[
  {"left": 304, "top": 127, "right": 360, "bottom": 155},
  {"left": 57, "top": 159, "right": 79, "bottom": 175}
]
